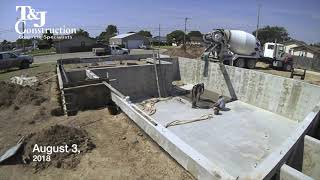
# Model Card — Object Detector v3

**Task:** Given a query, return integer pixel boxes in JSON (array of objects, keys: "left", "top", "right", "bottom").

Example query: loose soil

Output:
[
  {"left": 22, "top": 125, "right": 95, "bottom": 172},
  {"left": 0, "top": 82, "right": 47, "bottom": 108},
  {"left": 163, "top": 45, "right": 205, "bottom": 59}
]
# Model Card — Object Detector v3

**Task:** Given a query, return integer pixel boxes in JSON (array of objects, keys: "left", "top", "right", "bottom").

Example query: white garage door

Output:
[{"left": 127, "top": 40, "right": 143, "bottom": 49}]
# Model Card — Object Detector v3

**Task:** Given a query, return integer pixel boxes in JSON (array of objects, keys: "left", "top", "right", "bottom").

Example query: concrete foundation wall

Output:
[
  {"left": 64, "top": 85, "right": 110, "bottom": 111},
  {"left": 66, "top": 70, "right": 86, "bottom": 82},
  {"left": 57, "top": 54, "right": 153, "bottom": 64},
  {"left": 92, "top": 63, "right": 174, "bottom": 100},
  {"left": 303, "top": 135, "right": 320, "bottom": 179},
  {"left": 177, "top": 57, "right": 320, "bottom": 121},
  {"left": 280, "top": 164, "right": 313, "bottom": 180}
]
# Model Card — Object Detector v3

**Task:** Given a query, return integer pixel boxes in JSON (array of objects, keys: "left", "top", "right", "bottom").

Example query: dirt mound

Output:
[
  {"left": 22, "top": 125, "right": 95, "bottom": 171},
  {"left": 0, "top": 81, "right": 47, "bottom": 108},
  {"left": 163, "top": 45, "right": 205, "bottom": 59}
]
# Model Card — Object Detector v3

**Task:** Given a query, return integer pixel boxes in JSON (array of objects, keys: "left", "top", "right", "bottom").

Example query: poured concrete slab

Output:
[{"left": 150, "top": 98, "right": 298, "bottom": 178}]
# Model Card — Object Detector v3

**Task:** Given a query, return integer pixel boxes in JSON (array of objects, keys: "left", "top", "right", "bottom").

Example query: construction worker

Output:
[
  {"left": 191, "top": 83, "right": 204, "bottom": 108},
  {"left": 214, "top": 95, "right": 226, "bottom": 110}
]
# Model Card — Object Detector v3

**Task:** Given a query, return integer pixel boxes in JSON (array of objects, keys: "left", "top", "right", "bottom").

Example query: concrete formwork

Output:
[
  {"left": 57, "top": 56, "right": 174, "bottom": 114},
  {"left": 56, "top": 55, "right": 320, "bottom": 179},
  {"left": 91, "top": 61, "right": 174, "bottom": 100}
]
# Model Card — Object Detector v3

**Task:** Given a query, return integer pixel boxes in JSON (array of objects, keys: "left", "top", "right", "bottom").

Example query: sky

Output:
[{"left": 0, "top": 0, "right": 319, "bottom": 43}]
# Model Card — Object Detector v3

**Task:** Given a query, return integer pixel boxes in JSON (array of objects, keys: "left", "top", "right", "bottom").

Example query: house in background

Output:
[
  {"left": 283, "top": 40, "right": 306, "bottom": 55},
  {"left": 54, "top": 36, "right": 96, "bottom": 53},
  {"left": 188, "top": 36, "right": 204, "bottom": 46},
  {"left": 151, "top": 36, "right": 167, "bottom": 46},
  {"left": 109, "top": 33, "right": 149, "bottom": 49},
  {"left": 283, "top": 39, "right": 320, "bottom": 58},
  {"left": 291, "top": 45, "right": 320, "bottom": 59}
]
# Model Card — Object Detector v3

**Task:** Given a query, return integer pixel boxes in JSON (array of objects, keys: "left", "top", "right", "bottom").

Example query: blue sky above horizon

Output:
[{"left": 0, "top": 0, "right": 319, "bottom": 43}]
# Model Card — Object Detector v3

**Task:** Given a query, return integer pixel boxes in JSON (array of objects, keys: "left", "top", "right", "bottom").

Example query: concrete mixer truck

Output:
[{"left": 202, "top": 29, "right": 293, "bottom": 71}]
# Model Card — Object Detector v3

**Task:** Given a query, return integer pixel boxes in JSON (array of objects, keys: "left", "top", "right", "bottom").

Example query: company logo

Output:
[
  {"left": 15, "top": 6, "right": 76, "bottom": 39},
  {"left": 15, "top": 6, "right": 46, "bottom": 32}
]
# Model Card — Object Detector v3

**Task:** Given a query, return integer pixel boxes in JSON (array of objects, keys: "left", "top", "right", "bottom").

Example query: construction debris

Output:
[{"left": 10, "top": 75, "right": 38, "bottom": 87}]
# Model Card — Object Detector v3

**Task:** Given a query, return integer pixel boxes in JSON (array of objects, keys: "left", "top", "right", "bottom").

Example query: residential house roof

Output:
[
  {"left": 110, "top": 33, "right": 136, "bottom": 39},
  {"left": 292, "top": 44, "right": 320, "bottom": 54},
  {"left": 282, "top": 39, "right": 306, "bottom": 46}
]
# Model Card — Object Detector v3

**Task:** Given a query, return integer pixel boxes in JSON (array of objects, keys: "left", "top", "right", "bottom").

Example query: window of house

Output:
[
  {"left": 0, "top": 54, "right": 3, "bottom": 60},
  {"left": 80, "top": 41, "right": 85, "bottom": 47}
]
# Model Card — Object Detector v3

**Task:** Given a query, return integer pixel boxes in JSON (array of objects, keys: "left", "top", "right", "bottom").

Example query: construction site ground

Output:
[
  {"left": 0, "top": 63, "right": 193, "bottom": 180},
  {"left": 255, "top": 62, "right": 320, "bottom": 86}
]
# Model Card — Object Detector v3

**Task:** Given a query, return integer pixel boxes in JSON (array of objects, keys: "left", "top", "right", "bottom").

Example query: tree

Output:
[
  {"left": 42, "top": 30, "right": 54, "bottom": 46},
  {"left": 72, "top": 28, "right": 89, "bottom": 37},
  {"left": 188, "top": 31, "right": 202, "bottom": 37},
  {"left": 166, "top": 30, "right": 185, "bottom": 45},
  {"left": 137, "top": 30, "right": 152, "bottom": 38},
  {"left": 97, "top": 25, "right": 118, "bottom": 42},
  {"left": 252, "top": 26, "right": 291, "bottom": 45},
  {"left": 16, "top": 38, "right": 32, "bottom": 47},
  {"left": 1, "top": 40, "right": 8, "bottom": 46}
]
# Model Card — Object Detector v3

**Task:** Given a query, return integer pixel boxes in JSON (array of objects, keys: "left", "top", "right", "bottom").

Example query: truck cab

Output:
[
  {"left": 110, "top": 45, "right": 129, "bottom": 55},
  {"left": 93, "top": 45, "right": 130, "bottom": 56},
  {"left": 263, "top": 42, "right": 285, "bottom": 59},
  {"left": 263, "top": 42, "right": 292, "bottom": 71}
]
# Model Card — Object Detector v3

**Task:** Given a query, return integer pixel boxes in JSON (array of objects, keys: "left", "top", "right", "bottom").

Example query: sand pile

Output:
[{"left": 22, "top": 125, "right": 95, "bottom": 171}]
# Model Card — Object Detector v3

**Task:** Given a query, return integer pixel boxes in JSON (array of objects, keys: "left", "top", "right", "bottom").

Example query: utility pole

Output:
[
  {"left": 22, "top": 22, "right": 25, "bottom": 52},
  {"left": 17, "top": 7, "right": 25, "bottom": 52},
  {"left": 255, "top": 3, "right": 261, "bottom": 38},
  {"left": 158, "top": 24, "right": 160, "bottom": 58},
  {"left": 184, "top": 17, "right": 190, "bottom": 51}
]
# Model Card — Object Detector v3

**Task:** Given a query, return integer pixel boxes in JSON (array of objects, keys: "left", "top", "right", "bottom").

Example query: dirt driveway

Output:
[{"left": 255, "top": 62, "right": 320, "bottom": 86}]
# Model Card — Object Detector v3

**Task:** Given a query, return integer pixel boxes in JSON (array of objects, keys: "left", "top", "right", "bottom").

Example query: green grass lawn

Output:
[
  {"left": 26, "top": 48, "right": 56, "bottom": 56},
  {"left": 0, "top": 62, "right": 56, "bottom": 81}
]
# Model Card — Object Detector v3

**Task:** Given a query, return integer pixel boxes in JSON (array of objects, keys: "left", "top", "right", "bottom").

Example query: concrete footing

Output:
[{"left": 56, "top": 55, "right": 320, "bottom": 179}]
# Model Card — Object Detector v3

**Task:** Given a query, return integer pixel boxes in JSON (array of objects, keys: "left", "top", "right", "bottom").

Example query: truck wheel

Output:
[
  {"left": 284, "top": 64, "right": 292, "bottom": 71},
  {"left": 20, "top": 61, "right": 30, "bottom": 69},
  {"left": 123, "top": 52, "right": 128, "bottom": 55},
  {"left": 235, "top": 59, "right": 245, "bottom": 68},
  {"left": 246, "top": 59, "right": 256, "bottom": 69}
]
